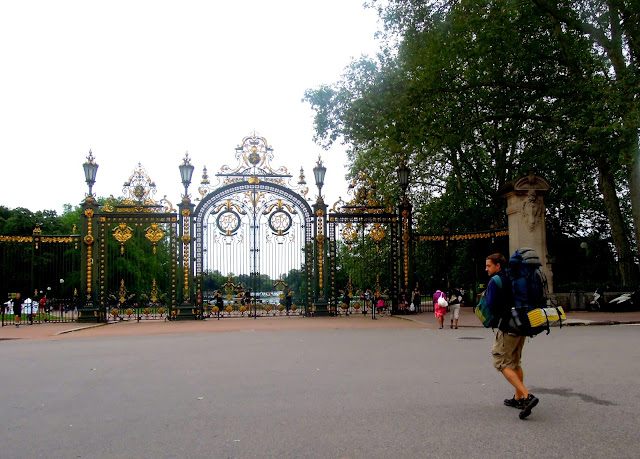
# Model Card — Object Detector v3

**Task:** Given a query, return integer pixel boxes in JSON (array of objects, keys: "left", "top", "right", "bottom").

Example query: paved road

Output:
[{"left": 1, "top": 321, "right": 639, "bottom": 458}]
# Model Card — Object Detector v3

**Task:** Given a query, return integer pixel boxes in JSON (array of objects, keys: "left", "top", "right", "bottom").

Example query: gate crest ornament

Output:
[
  {"left": 196, "top": 133, "right": 309, "bottom": 200},
  {"left": 102, "top": 163, "right": 175, "bottom": 213}
]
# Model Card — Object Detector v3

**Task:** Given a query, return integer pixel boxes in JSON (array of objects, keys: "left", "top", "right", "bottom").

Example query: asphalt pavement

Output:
[{"left": 1, "top": 317, "right": 639, "bottom": 458}]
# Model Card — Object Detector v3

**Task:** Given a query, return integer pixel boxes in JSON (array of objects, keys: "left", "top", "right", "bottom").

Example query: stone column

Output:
[{"left": 502, "top": 171, "right": 554, "bottom": 293}]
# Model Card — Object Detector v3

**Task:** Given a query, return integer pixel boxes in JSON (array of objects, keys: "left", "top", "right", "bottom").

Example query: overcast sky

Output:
[{"left": 0, "top": 1, "right": 381, "bottom": 215}]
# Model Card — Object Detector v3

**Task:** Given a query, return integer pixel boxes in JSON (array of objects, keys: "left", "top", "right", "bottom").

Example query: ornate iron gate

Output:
[
  {"left": 326, "top": 172, "right": 402, "bottom": 315},
  {"left": 1, "top": 226, "right": 80, "bottom": 325},
  {"left": 79, "top": 163, "right": 178, "bottom": 322},
  {"left": 192, "top": 135, "right": 314, "bottom": 317}
]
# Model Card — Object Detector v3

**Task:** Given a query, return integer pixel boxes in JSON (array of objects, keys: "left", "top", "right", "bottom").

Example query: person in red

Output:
[
  {"left": 485, "top": 253, "right": 539, "bottom": 420},
  {"left": 432, "top": 289, "right": 447, "bottom": 329},
  {"left": 39, "top": 295, "right": 47, "bottom": 321}
]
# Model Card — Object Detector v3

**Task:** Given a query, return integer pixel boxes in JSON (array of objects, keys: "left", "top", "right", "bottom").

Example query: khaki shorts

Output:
[{"left": 492, "top": 331, "right": 526, "bottom": 371}]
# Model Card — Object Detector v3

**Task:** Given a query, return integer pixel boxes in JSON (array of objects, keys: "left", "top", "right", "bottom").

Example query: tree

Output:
[
  {"left": 305, "top": 0, "right": 638, "bottom": 285},
  {"left": 530, "top": 0, "right": 640, "bottom": 280}
]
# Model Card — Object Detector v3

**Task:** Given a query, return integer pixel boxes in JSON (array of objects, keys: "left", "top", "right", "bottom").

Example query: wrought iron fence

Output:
[
  {"left": 201, "top": 297, "right": 305, "bottom": 319},
  {"left": 1, "top": 298, "right": 78, "bottom": 326}
]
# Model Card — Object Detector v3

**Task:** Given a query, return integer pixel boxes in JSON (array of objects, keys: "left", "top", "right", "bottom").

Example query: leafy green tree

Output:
[
  {"left": 305, "top": 0, "right": 637, "bottom": 286},
  {"left": 531, "top": 0, "right": 640, "bottom": 268}
]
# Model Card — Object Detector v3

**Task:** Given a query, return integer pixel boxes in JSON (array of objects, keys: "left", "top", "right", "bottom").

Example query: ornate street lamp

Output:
[
  {"left": 179, "top": 152, "right": 195, "bottom": 197},
  {"left": 313, "top": 156, "right": 327, "bottom": 197},
  {"left": 83, "top": 150, "right": 99, "bottom": 197},
  {"left": 396, "top": 159, "right": 410, "bottom": 198}
]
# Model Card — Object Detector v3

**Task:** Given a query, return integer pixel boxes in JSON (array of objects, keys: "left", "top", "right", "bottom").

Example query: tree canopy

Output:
[{"left": 304, "top": 0, "right": 639, "bottom": 286}]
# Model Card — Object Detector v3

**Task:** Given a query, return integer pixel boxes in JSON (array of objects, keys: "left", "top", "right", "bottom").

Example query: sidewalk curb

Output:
[
  {"left": 394, "top": 314, "right": 640, "bottom": 328},
  {"left": 561, "top": 320, "right": 640, "bottom": 327},
  {"left": 55, "top": 323, "right": 109, "bottom": 335}
]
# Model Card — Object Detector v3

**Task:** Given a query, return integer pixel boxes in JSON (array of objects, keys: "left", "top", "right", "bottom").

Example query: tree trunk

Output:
[
  {"left": 597, "top": 156, "right": 635, "bottom": 286},
  {"left": 626, "top": 129, "right": 640, "bottom": 280}
]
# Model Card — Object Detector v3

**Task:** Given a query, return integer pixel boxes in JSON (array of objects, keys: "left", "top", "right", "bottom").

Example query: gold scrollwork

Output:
[
  {"left": 85, "top": 208, "right": 94, "bottom": 218},
  {"left": 113, "top": 223, "right": 133, "bottom": 254},
  {"left": 145, "top": 223, "right": 165, "bottom": 254},
  {"left": 369, "top": 223, "right": 386, "bottom": 252}
]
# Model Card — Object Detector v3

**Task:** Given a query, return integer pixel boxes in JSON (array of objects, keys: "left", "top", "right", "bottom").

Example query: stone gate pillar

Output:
[{"left": 501, "top": 171, "right": 554, "bottom": 293}]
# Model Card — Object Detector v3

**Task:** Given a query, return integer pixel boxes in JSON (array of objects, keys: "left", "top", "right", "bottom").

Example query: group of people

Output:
[
  {"left": 432, "top": 287, "right": 464, "bottom": 329},
  {"left": 7, "top": 293, "right": 24, "bottom": 327}
]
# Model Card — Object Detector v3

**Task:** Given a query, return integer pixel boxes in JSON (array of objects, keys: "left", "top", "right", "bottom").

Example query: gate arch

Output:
[{"left": 191, "top": 135, "right": 314, "bottom": 317}]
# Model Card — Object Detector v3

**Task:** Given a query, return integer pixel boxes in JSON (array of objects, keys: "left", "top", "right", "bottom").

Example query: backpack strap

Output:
[
  {"left": 492, "top": 274, "right": 503, "bottom": 289},
  {"left": 490, "top": 275, "right": 503, "bottom": 331}
]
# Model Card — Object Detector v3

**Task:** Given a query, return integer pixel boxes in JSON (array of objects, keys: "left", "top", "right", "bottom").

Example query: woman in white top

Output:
[{"left": 448, "top": 287, "right": 463, "bottom": 329}]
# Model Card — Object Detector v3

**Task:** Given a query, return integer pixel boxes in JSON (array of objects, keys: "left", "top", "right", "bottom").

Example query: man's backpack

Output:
[{"left": 505, "top": 247, "right": 565, "bottom": 336}]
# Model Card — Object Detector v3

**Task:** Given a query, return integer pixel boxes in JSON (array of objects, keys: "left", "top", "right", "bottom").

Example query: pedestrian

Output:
[
  {"left": 12, "top": 293, "right": 23, "bottom": 328},
  {"left": 39, "top": 295, "right": 47, "bottom": 322},
  {"left": 411, "top": 285, "right": 421, "bottom": 313},
  {"left": 398, "top": 289, "right": 408, "bottom": 313},
  {"left": 285, "top": 288, "right": 292, "bottom": 314},
  {"left": 485, "top": 253, "right": 539, "bottom": 420},
  {"left": 342, "top": 290, "right": 351, "bottom": 314},
  {"left": 215, "top": 290, "right": 224, "bottom": 309},
  {"left": 375, "top": 293, "right": 385, "bottom": 313},
  {"left": 243, "top": 289, "right": 252, "bottom": 307},
  {"left": 433, "top": 289, "right": 448, "bottom": 329},
  {"left": 448, "top": 287, "right": 463, "bottom": 329}
]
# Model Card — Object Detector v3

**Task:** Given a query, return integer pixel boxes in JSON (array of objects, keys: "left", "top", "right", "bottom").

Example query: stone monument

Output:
[{"left": 502, "top": 171, "right": 554, "bottom": 293}]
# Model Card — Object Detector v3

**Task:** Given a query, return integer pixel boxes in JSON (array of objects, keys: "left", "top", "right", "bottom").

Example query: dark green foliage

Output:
[{"left": 305, "top": 0, "right": 639, "bottom": 289}]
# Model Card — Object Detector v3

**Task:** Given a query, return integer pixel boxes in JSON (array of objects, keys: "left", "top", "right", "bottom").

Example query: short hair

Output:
[{"left": 486, "top": 253, "right": 507, "bottom": 268}]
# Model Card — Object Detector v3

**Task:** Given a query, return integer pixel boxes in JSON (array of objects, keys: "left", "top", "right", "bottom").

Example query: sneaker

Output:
[
  {"left": 504, "top": 397, "right": 524, "bottom": 409},
  {"left": 519, "top": 394, "right": 539, "bottom": 419}
]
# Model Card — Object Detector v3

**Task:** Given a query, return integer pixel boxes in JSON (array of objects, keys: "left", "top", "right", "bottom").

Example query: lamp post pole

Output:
[
  {"left": 78, "top": 151, "right": 100, "bottom": 322},
  {"left": 312, "top": 156, "right": 329, "bottom": 316},
  {"left": 178, "top": 152, "right": 196, "bottom": 320},
  {"left": 396, "top": 159, "right": 412, "bottom": 306}
]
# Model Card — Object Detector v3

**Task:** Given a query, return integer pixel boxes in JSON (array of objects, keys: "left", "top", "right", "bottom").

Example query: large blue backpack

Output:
[{"left": 505, "top": 247, "right": 563, "bottom": 336}]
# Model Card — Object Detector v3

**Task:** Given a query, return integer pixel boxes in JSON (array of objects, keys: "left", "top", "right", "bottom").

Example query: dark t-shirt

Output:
[
  {"left": 12, "top": 297, "right": 22, "bottom": 315},
  {"left": 448, "top": 289, "right": 462, "bottom": 305}
]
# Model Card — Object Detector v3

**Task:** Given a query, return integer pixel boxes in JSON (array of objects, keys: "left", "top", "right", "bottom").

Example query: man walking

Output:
[
  {"left": 11, "top": 293, "right": 23, "bottom": 328},
  {"left": 485, "top": 253, "right": 539, "bottom": 419}
]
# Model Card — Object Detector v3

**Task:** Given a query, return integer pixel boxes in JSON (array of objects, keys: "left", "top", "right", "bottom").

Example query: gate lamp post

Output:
[
  {"left": 313, "top": 156, "right": 326, "bottom": 198},
  {"left": 396, "top": 159, "right": 410, "bottom": 199},
  {"left": 83, "top": 150, "right": 99, "bottom": 197},
  {"left": 179, "top": 152, "right": 195, "bottom": 197}
]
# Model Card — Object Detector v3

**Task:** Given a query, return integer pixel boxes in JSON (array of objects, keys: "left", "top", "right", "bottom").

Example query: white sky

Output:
[{"left": 0, "top": 1, "right": 381, "bottom": 215}]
